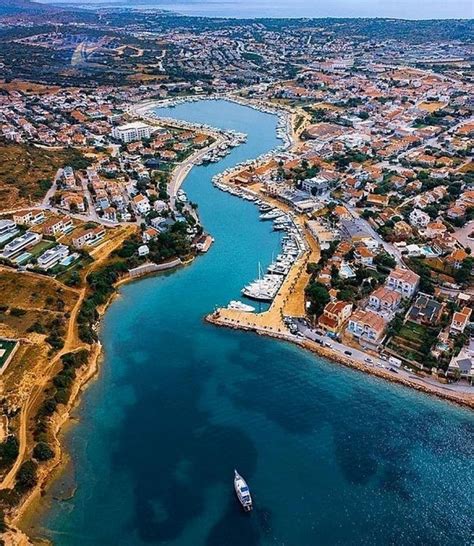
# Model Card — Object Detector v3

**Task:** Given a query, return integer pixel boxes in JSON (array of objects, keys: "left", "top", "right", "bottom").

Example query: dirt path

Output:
[{"left": 0, "top": 226, "right": 135, "bottom": 491}]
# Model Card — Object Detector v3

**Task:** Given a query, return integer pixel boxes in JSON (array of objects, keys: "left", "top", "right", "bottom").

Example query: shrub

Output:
[
  {"left": 9, "top": 308, "right": 26, "bottom": 317},
  {"left": 15, "top": 460, "right": 38, "bottom": 493},
  {"left": 33, "top": 442, "right": 54, "bottom": 462},
  {"left": 0, "top": 436, "right": 19, "bottom": 469}
]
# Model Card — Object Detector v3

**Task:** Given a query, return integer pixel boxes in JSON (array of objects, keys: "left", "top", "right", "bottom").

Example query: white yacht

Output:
[
  {"left": 227, "top": 300, "right": 255, "bottom": 312},
  {"left": 234, "top": 470, "right": 253, "bottom": 512},
  {"left": 260, "top": 209, "right": 284, "bottom": 221}
]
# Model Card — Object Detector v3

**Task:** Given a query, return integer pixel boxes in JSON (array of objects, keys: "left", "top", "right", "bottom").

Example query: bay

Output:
[{"left": 34, "top": 100, "right": 473, "bottom": 546}]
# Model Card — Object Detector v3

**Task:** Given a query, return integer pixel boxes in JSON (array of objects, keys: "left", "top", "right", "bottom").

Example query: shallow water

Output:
[{"left": 35, "top": 100, "right": 473, "bottom": 545}]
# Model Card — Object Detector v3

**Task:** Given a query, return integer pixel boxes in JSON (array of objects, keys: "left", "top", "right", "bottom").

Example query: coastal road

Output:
[
  {"left": 294, "top": 320, "right": 474, "bottom": 395},
  {"left": 168, "top": 136, "right": 224, "bottom": 209}
]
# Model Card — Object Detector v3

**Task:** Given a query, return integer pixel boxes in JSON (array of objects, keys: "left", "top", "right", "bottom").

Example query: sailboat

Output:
[{"left": 234, "top": 470, "right": 253, "bottom": 512}]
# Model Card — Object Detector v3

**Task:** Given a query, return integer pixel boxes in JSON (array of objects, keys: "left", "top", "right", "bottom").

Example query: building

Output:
[
  {"left": 142, "top": 227, "right": 159, "bottom": 243},
  {"left": 368, "top": 286, "right": 401, "bottom": 313},
  {"left": 112, "top": 122, "right": 151, "bottom": 143},
  {"left": 61, "top": 193, "right": 86, "bottom": 212},
  {"left": 0, "top": 219, "right": 17, "bottom": 238},
  {"left": 386, "top": 267, "right": 420, "bottom": 298},
  {"left": 12, "top": 210, "right": 44, "bottom": 226},
  {"left": 354, "top": 245, "right": 374, "bottom": 266},
  {"left": 447, "top": 339, "right": 474, "bottom": 382},
  {"left": 37, "top": 244, "right": 69, "bottom": 270},
  {"left": 318, "top": 301, "right": 353, "bottom": 333},
  {"left": 450, "top": 307, "right": 472, "bottom": 334},
  {"left": 340, "top": 219, "right": 371, "bottom": 242},
  {"left": 42, "top": 217, "right": 73, "bottom": 236},
  {"left": 346, "top": 309, "right": 387, "bottom": 344},
  {"left": 2, "top": 231, "right": 42, "bottom": 258},
  {"left": 72, "top": 226, "right": 105, "bottom": 248},
  {"left": 132, "top": 194, "right": 151, "bottom": 215},
  {"left": 62, "top": 166, "right": 76, "bottom": 187},
  {"left": 409, "top": 208, "right": 430, "bottom": 229},
  {"left": 138, "top": 244, "right": 150, "bottom": 257},
  {"left": 301, "top": 177, "right": 329, "bottom": 196},
  {"left": 408, "top": 294, "right": 444, "bottom": 325}
]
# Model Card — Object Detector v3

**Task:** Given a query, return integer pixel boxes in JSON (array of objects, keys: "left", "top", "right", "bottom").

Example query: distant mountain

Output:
[{"left": 0, "top": 0, "right": 58, "bottom": 13}]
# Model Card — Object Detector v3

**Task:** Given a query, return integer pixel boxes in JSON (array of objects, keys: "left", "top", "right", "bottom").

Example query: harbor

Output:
[{"left": 31, "top": 99, "right": 474, "bottom": 546}]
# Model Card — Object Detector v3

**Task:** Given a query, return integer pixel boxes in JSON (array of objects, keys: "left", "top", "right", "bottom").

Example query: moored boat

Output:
[{"left": 227, "top": 300, "right": 255, "bottom": 312}]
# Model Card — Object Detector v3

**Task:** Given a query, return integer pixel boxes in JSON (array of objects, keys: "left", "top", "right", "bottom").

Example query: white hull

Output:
[{"left": 234, "top": 470, "right": 253, "bottom": 512}]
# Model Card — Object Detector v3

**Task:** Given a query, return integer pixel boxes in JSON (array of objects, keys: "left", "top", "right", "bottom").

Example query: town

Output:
[{"left": 0, "top": 1, "right": 472, "bottom": 542}]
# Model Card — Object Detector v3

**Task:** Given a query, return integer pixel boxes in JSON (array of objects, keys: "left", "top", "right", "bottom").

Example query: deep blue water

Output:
[{"left": 34, "top": 100, "right": 474, "bottom": 545}]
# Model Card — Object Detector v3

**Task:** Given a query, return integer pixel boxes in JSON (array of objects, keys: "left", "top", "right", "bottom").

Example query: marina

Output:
[{"left": 33, "top": 99, "right": 474, "bottom": 546}]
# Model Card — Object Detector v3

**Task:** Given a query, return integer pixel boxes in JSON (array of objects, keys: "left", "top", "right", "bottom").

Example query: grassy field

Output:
[{"left": 0, "top": 140, "right": 89, "bottom": 211}]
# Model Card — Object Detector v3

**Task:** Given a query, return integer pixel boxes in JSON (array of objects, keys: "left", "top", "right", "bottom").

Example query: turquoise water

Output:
[{"left": 36, "top": 100, "right": 473, "bottom": 545}]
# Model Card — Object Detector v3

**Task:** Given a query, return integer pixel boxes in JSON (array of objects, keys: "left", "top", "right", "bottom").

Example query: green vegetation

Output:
[
  {"left": 33, "top": 442, "right": 54, "bottom": 462},
  {"left": 305, "top": 282, "right": 330, "bottom": 317},
  {"left": 34, "top": 350, "right": 89, "bottom": 452},
  {"left": 0, "top": 436, "right": 19, "bottom": 470},
  {"left": 15, "top": 459, "right": 38, "bottom": 494}
]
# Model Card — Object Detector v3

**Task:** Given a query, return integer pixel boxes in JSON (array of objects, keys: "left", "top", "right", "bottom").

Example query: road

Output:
[
  {"left": 453, "top": 220, "right": 474, "bottom": 253},
  {"left": 345, "top": 203, "right": 405, "bottom": 265},
  {"left": 41, "top": 168, "right": 63, "bottom": 208},
  {"left": 293, "top": 320, "right": 474, "bottom": 395},
  {"left": 168, "top": 136, "right": 224, "bottom": 209}
]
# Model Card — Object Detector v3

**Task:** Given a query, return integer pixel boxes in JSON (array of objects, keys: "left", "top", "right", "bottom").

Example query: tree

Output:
[
  {"left": 454, "top": 257, "right": 474, "bottom": 285},
  {"left": 374, "top": 253, "right": 397, "bottom": 270},
  {"left": 15, "top": 460, "right": 38, "bottom": 493},
  {"left": 33, "top": 442, "right": 54, "bottom": 462},
  {"left": 0, "top": 436, "right": 19, "bottom": 469},
  {"left": 305, "top": 282, "right": 330, "bottom": 317}
]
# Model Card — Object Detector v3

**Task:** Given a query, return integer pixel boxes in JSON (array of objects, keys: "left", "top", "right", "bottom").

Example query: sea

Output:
[
  {"left": 45, "top": 0, "right": 472, "bottom": 20},
  {"left": 29, "top": 100, "right": 474, "bottom": 545}
]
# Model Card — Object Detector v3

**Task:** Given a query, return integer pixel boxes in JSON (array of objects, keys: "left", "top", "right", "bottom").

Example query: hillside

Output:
[{"left": 0, "top": 140, "right": 89, "bottom": 211}]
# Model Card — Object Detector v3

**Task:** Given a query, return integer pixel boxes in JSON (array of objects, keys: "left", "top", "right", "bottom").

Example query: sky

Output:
[{"left": 37, "top": 0, "right": 474, "bottom": 20}]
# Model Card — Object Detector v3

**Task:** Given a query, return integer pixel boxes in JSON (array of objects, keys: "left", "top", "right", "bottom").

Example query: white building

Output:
[
  {"left": 2, "top": 231, "right": 42, "bottom": 258},
  {"left": 386, "top": 267, "right": 420, "bottom": 299},
  {"left": 132, "top": 194, "right": 151, "bottom": 215},
  {"left": 112, "top": 122, "right": 151, "bottom": 143},
  {"left": 37, "top": 244, "right": 69, "bottom": 270},
  {"left": 0, "top": 219, "right": 17, "bottom": 238},
  {"left": 138, "top": 244, "right": 150, "bottom": 257},
  {"left": 409, "top": 208, "right": 430, "bottom": 229}
]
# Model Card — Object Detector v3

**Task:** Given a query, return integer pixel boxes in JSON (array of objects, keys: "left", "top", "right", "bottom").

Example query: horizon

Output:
[{"left": 34, "top": 0, "right": 474, "bottom": 20}]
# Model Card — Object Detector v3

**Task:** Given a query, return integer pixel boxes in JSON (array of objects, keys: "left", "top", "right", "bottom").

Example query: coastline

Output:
[
  {"left": 10, "top": 109, "right": 223, "bottom": 538},
  {"left": 13, "top": 254, "right": 199, "bottom": 541},
  {"left": 206, "top": 313, "right": 474, "bottom": 409},
  {"left": 10, "top": 93, "right": 472, "bottom": 543}
]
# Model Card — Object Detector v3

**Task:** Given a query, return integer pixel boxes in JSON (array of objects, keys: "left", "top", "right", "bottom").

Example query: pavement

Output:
[{"left": 453, "top": 220, "right": 474, "bottom": 253}]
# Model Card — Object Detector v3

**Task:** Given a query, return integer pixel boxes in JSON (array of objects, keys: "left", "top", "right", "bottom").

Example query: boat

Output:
[
  {"left": 227, "top": 300, "right": 255, "bottom": 312},
  {"left": 234, "top": 470, "right": 253, "bottom": 512},
  {"left": 260, "top": 209, "right": 284, "bottom": 221}
]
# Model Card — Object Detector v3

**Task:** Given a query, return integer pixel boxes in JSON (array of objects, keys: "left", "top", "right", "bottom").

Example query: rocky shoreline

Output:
[{"left": 206, "top": 313, "right": 474, "bottom": 410}]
